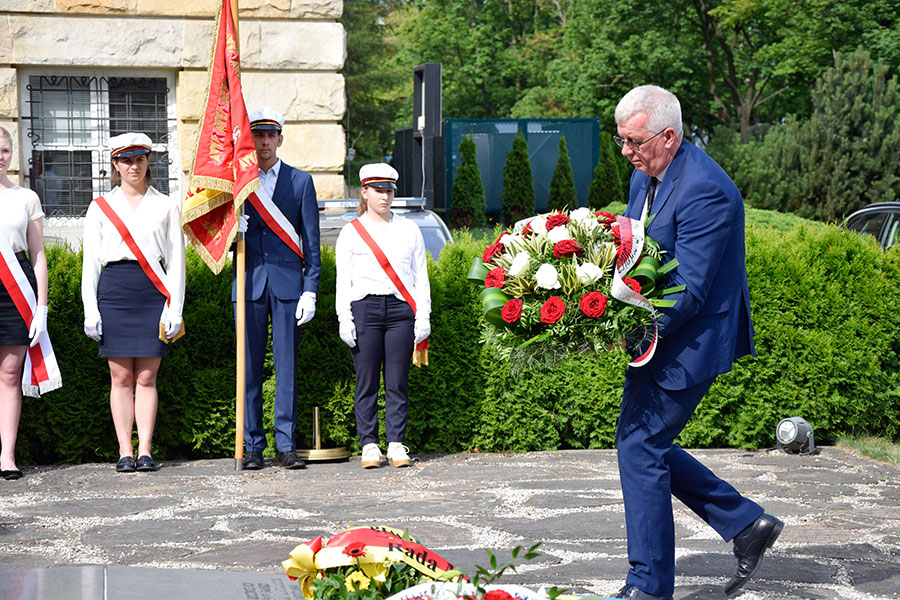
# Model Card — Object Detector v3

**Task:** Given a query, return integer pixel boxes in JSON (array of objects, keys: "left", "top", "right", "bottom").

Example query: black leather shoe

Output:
[
  {"left": 242, "top": 452, "right": 264, "bottom": 470},
  {"left": 277, "top": 450, "right": 307, "bottom": 470},
  {"left": 1, "top": 469, "right": 23, "bottom": 480},
  {"left": 136, "top": 455, "right": 159, "bottom": 472},
  {"left": 610, "top": 584, "right": 672, "bottom": 600},
  {"left": 115, "top": 456, "right": 136, "bottom": 473},
  {"left": 725, "top": 513, "right": 784, "bottom": 596}
]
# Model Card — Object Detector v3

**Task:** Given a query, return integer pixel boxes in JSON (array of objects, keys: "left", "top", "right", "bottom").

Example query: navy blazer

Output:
[
  {"left": 233, "top": 161, "right": 321, "bottom": 302},
  {"left": 624, "top": 139, "right": 755, "bottom": 390}
]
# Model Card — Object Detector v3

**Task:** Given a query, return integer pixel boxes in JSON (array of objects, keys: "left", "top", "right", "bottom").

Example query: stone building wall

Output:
[{"left": 0, "top": 0, "right": 347, "bottom": 208}]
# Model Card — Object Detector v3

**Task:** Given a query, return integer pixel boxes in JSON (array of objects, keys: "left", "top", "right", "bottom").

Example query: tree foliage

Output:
[
  {"left": 547, "top": 137, "right": 577, "bottom": 212},
  {"left": 501, "top": 133, "right": 536, "bottom": 224},
  {"left": 737, "top": 48, "right": 900, "bottom": 221},
  {"left": 450, "top": 135, "right": 487, "bottom": 228}
]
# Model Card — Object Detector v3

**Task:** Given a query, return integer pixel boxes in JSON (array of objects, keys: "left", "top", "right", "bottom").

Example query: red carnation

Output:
[
  {"left": 484, "top": 266, "right": 506, "bottom": 288},
  {"left": 553, "top": 239, "right": 584, "bottom": 258},
  {"left": 482, "top": 241, "right": 504, "bottom": 263},
  {"left": 501, "top": 298, "right": 524, "bottom": 323},
  {"left": 580, "top": 291, "right": 608, "bottom": 318},
  {"left": 483, "top": 592, "right": 514, "bottom": 600},
  {"left": 539, "top": 296, "right": 566, "bottom": 324},
  {"left": 342, "top": 541, "right": 367, "bottom": 558},
  {"left": 545, "top": 213, "right": 570, "bottom": 230},
  {"left": 622, "top": 277, "right": 642, "bottom": 294}
]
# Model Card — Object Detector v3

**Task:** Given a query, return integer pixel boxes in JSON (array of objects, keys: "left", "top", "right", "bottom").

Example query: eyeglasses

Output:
[{"left": 613, "top": 129, "right": 666, "bottom": 152}]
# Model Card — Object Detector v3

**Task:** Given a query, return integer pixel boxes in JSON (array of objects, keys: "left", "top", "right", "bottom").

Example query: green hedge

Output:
[{"left": 10, "top": 214, "right": 900, "bottom": 464}]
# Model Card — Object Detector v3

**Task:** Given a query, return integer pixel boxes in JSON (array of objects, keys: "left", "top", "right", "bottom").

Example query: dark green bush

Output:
[
  {"left": 9, "top": 209, "right": 900, "bottom": 465},
  {"left": 501, "top": 133, "right": 536, "bottom": 225},
  {"left": 588, "top": 132, "right": 626, "bottom": 209},
  {"left": 450, "top": 136, "right": 487, "bottom": 229},
  {"left": 547, "top": 137, "right": 577, "bottom": 212}
]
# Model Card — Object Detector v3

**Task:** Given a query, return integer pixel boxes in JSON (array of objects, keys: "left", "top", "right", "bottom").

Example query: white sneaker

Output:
[
  {"left": 387, "top": 442, "right": 411, "bottom": 468},
  {"left": 361, "top": 443, "right": 382, "bottom": 469}
]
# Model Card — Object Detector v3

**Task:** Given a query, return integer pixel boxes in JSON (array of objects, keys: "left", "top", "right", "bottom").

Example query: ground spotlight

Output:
[{"left": 776, "top": 417, "right": 817, "bottom": 454}]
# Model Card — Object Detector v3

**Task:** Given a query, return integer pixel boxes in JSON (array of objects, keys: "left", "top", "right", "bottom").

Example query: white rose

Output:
[
  {"left": 530, "top": 216, "right": 548, "bottom": 235},
  {"left": 498, "top": 232, "right": 512, "bottom": 246},
  {"left": 576, "top": 262, "right": 603, "bottom": 284},
  {"left": 547, "top": 225, "right": 570, "bottom": 244},
  {"left": 535, "top": 263, "right": 561, "bottom": 289},
  {"left": 508, "top": 251, "right": 531, "bottom": 277},
  {"left": 570, "top": 207, "right": 591, "bottom": 221}
]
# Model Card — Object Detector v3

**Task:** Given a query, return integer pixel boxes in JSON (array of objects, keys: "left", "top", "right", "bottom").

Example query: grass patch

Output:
[{"left": 836, "top": 435, "right": 900, "bottom": 468}]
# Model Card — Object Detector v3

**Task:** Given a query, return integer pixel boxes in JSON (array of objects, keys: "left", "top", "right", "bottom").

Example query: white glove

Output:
[
  {"left": 237, "top": 214, "right": 249, "bottom": 233},
  {"left": 29, "top": 305, "right": 48, "bottom": 347},
  {"left": 164, "top": 312, "right": 183, "bottom": 339},
  {"left": 295, "top": 291, "right": 317, "bottom": 326},
  {"left": 339, "top": 319, "right": 357, "bottom": 348},
  {"left": 414, "top": 319, "right": 430, "bottom": 345},
  {"left": 84, "top": 316, "right": 102, "bottom": 342}
]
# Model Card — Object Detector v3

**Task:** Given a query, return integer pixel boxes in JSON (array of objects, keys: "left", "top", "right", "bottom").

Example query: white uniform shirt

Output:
[
  {"left": 334, "top": 212, "right": 431, "bottom": 323},
  {"left": 0, "top": 185, "right": 44, "bottom": 252},
  {"left": 81, "top": 185, "right": 186, "bottom": 323},
  {"left": 258, "top": 160, "right": 281, "bottom": 199}
]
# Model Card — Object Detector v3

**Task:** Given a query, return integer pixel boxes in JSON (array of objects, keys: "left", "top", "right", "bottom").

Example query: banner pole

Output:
[{"left": 232, "top": 0, "right": 246, "bottom": 472}]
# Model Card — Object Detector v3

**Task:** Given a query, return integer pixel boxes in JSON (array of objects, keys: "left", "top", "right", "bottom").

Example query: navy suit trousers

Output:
[
  {"left": 350, "top": 295, "right": 414, "bottom": 446},
  {"left": 241, "top": 280, "right": 300, "bottom": 453},
  {"left": 617, "top": 366, "right": 763, "bottom": 596}
]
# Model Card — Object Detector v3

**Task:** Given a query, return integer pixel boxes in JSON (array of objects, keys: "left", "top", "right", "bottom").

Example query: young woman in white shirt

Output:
[
  {"left": 0, "top": 127, "right": 49, "bottom": 481},
  {"left": 81, "top": 133, "right": 185, "bottom": 473},
  {"left": 335, "top": 163, "right": 431, "bottom": 469}
]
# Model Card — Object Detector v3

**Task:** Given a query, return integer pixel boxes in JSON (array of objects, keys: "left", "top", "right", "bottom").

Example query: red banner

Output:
[{"left": 181, "top": 0, "right": 259, "bottom": 273}]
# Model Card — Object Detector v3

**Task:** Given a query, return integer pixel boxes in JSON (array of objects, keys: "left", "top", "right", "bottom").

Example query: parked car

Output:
[
  {"left": 842, "top": 202, "right": 900, "bottom": 249},
  {"left": 318, "top": 198, "right": 453, "bottom": 259}
]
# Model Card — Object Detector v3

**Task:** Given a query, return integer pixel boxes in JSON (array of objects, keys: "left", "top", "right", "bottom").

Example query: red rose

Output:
[
  {"left": 622, "top": 277, "right": 642, "bottom": 294},
  {"left": 501, "top": 298, "right": 523, "bottom": 323},
  {"left": 553, "top": 239, "right": 584, "bottom": 258},
  {"left": 596, "top": 211, "right": 616, "bottom": 226},
  {"left": 342, "top": 541, "right": 367, "bottom": 558},
  {"left": 482, "top": 241, "right": 504, "bottom": 263},
  {"left": 484, "top": 266, "right": 506, "bottom": 288},
  {"left": 522, "top": 221, "right": 534, "bottom": 236},
  {"left": 483, "top": 592, "right": 514, "bottom": 600},
  {"left": 579, "top": 291, "right": 608, "bottom": 318},
  {"left": 545, "top": 212, "right": 570, "bottom": 230},
  {"left": 539, "top": 296, "right": 566, "bottom": 324}
]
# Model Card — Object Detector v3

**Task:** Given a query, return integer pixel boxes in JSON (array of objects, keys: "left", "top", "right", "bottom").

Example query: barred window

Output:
[{"left": 21, "top": 72, "right": 178, "bottom": 218}]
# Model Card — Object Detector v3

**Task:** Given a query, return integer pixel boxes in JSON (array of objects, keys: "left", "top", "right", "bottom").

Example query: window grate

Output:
[{"left": 23, "top": 74, "right": 177, "bottom": 217}]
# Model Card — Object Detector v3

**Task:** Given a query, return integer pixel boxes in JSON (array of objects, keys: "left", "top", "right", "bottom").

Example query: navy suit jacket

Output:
[
  {"left": 233, "top": 161, "right": 321, "bottom": 302},
  {"left": 624, "top": 139, "right": 755, "bottom": 390}
]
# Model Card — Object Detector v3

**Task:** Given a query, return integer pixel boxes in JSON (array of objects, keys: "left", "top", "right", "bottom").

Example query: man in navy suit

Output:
[
  {"left": 610, "top": 86, "right": 782, "bottom": 600},
  {"left": 236, "top": 108, "right": 321, "bottom": 471}
]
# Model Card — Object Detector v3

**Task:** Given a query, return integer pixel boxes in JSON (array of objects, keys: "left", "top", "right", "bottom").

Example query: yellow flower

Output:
[{"left": 344, "top": 570, "right": 370, "bottom": 592}]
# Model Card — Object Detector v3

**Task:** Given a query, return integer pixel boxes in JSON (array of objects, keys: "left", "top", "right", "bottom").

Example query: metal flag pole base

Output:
[
  {"left": 235, "top": 458, "right": 243, "bottom": 471},
  {"left": 296, "top": 406, "right": 350, "bottom": 462}
]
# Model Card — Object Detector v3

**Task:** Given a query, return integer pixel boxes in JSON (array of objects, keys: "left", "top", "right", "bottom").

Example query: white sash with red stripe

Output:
[
  {"left": 611, "top": 216, "right": 659, "bottom": 367},
  {"left": 0, "top": 238, "right": 62, "bottom": 397},
  {"left": 246, "top": 187, "right": 304, "bottom": 259}
]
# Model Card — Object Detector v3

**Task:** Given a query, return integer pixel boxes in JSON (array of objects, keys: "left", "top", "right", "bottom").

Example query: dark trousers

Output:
[
  {"left": 617, "top": 366, "right": 763, "bottom": 597},
  {"left": 241, "top": 281, "right": 300, "bottom": 453},
  {"left": 351, "top": 295, "right": 414, "bottom": 446}
]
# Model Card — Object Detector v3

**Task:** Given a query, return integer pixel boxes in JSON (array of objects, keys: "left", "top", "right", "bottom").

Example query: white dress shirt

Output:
[
  {"left": 0, "top": 185, "right": 44, "bottom": 253},
  {"left": 258, "top": 159, "right": 281, "bottom": 199},
  {"left": 81, "top": 185, "right": 186, "bottom": 323},
  {"left": 334, "top": 212, "right": 431, "bottom": 323}
]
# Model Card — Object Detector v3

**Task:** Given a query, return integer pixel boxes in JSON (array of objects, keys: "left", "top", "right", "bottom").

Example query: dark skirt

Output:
[
  {"left": 98, "top": 261, "right": 168, "bottom": 358},
  {"left": 0, "top": 251, "right": 37, "bottom": 346}
]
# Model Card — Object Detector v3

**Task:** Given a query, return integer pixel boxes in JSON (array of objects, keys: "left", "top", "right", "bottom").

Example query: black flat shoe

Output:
[
  {"left": 116, "top": 456, "right": 136, "bottom": 473},
  {"left": 1, "top": 469, "right": 23, "bottom": 480},
  {"left": 242, "top": 452, "right": 264, "bottom": 470},
  {"left": 136, "top": 455, "right": 159, "bottom": 472},
  {"left": 725, "top": 512, "right": 783, "bottom": 596},
  {"left": 610, "top": 584, "right": 673, "bottom": 599},
  {"left": 277, "top": 450, "right": 307, "bottom": 470}
]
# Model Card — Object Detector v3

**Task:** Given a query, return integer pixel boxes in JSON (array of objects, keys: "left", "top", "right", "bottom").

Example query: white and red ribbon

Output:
[
  {"left": 246, "top": 188, "right": 304, "bottom": 259},
  {"left": 0, "top": 237, "right": 61, "bottom": 397},
  {"left": 611, "top": 216, "right": 659, "bottom": 367}
]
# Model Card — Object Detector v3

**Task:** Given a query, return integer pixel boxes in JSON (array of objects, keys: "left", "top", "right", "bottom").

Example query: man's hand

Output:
[
  {"left": 237, "top": 214, "right": 249, "bottom": 233},
  {"left": 296, "top": 291, "right": 317, "bottom": 326},
  {"left": 339, "top": 319, "right": 357, "bottom": 348}
]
